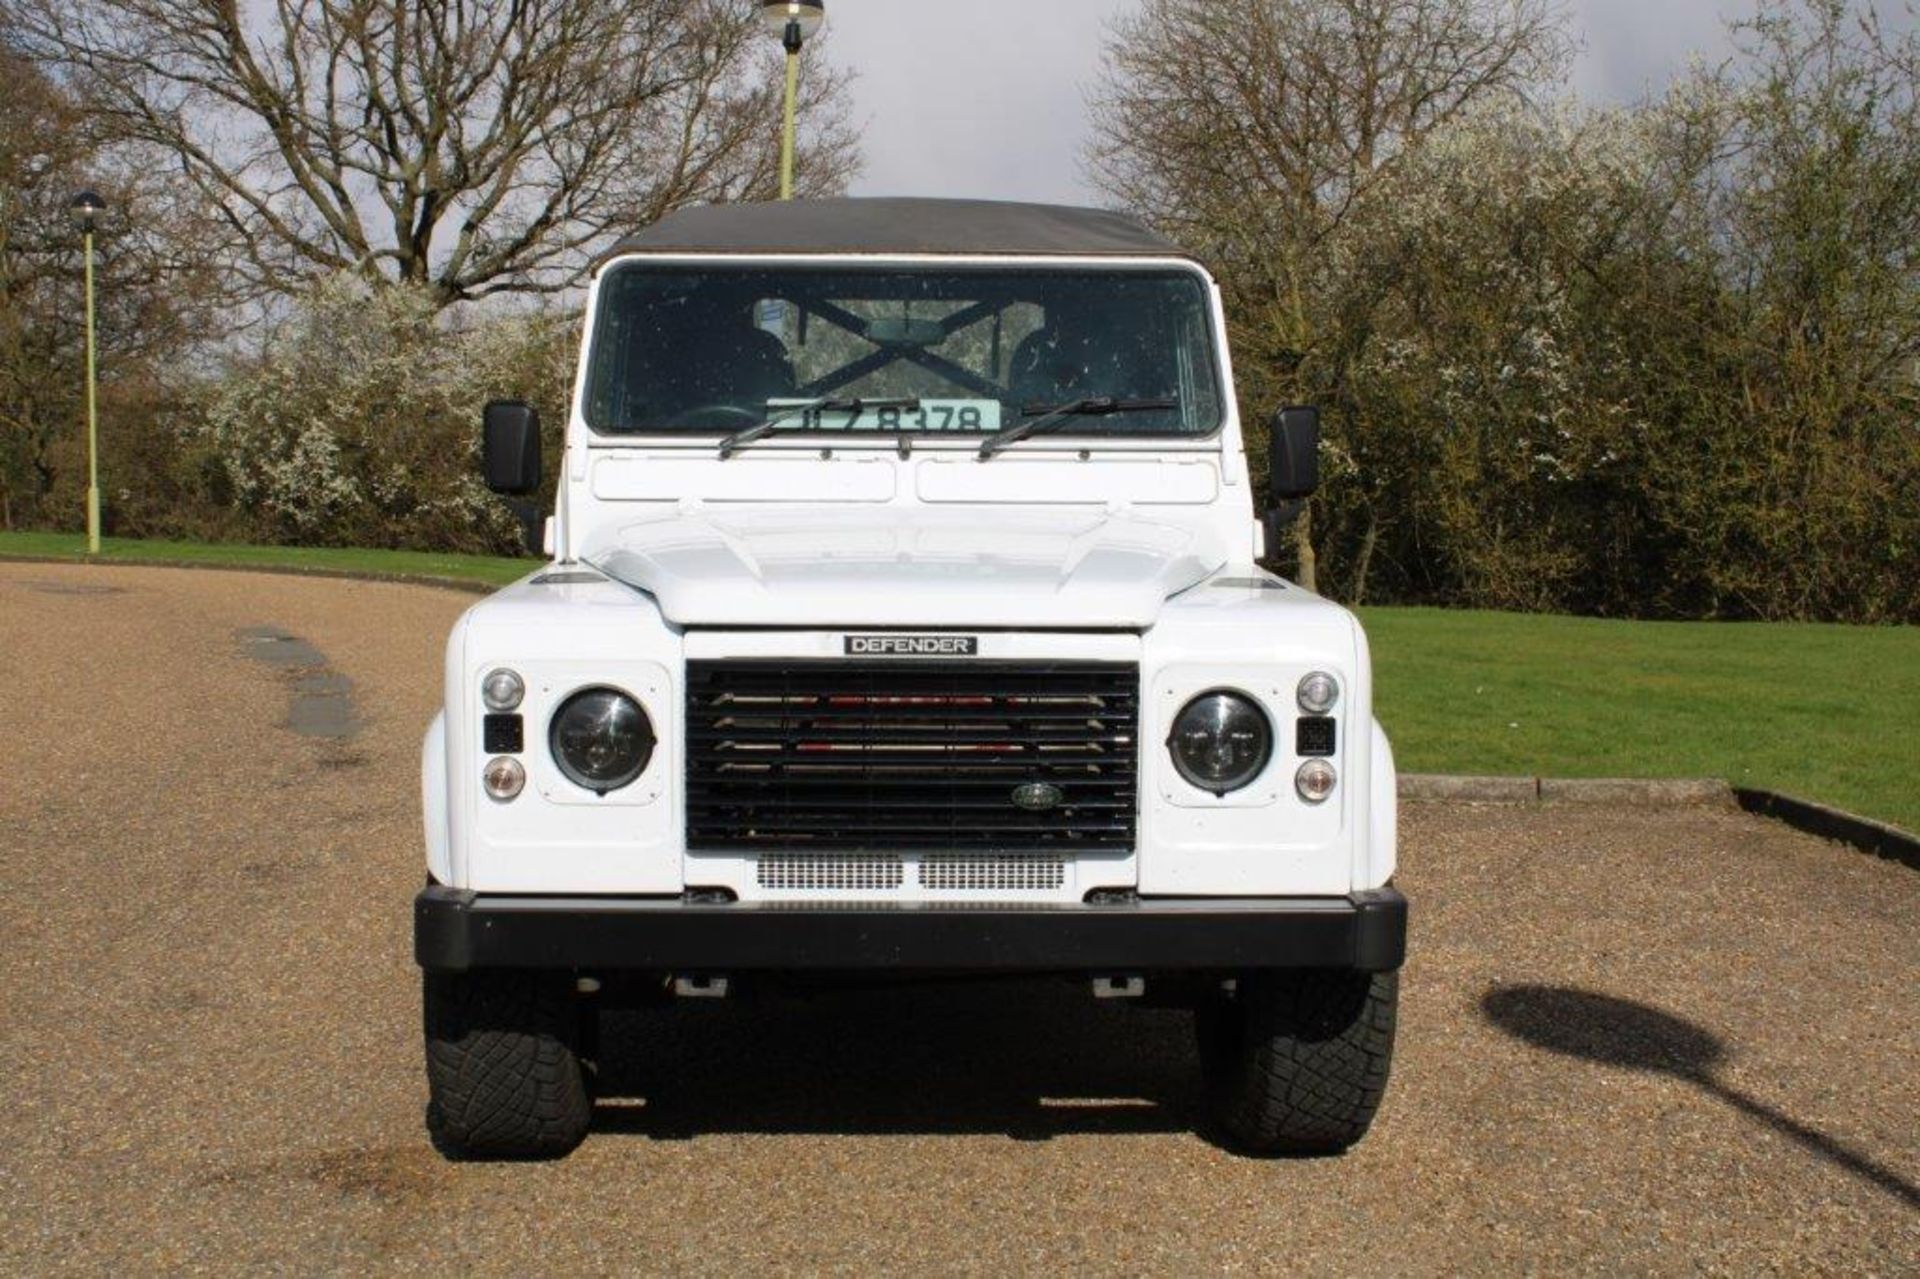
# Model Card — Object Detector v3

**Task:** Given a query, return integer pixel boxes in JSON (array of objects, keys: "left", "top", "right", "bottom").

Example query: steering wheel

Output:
[{"left": 666, "top": 403, "right": 766, "bottom": 429}]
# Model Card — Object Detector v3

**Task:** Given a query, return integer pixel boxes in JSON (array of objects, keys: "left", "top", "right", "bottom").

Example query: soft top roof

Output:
[{"left": 598, "top": 198, "right": 1192, "bottom": 263}]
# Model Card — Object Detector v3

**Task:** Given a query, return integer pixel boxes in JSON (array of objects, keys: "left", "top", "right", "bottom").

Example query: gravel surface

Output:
[{"left": 2, "top": 561, "right": 1915, "bottom": 1274}]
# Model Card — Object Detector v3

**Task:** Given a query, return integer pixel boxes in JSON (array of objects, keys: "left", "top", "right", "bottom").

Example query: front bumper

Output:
[{"left": 414, "top": 886, "right": 1408, "bottom": 975}]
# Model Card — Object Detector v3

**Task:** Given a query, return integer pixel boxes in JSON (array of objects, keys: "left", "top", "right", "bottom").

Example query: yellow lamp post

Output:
[
  {"left": 69, "top": 190, "right": 106, "bottom": 555},
  {"left": 757, "top": 1, "right": 826, "bottom": 200}
]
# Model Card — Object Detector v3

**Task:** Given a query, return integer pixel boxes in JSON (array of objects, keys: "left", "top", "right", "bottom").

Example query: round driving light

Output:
[
  {"left": 1168, "top": 690, "right": 1274, "bottom": 794},
  {"left": 1297, "top": 670, "right": 1340, "bottom": 714},
  {"left": 550, "top": 687, "right": 654, "bottom": 794},
  {"left": 482, "top": 668, "right": 524, "bottom": 712},
  {"left": 1296, "top": 758, "right": 1338, "bottom": 804},
  {"left": 483, "top": 755, "right": 525, "bottom": 802}
]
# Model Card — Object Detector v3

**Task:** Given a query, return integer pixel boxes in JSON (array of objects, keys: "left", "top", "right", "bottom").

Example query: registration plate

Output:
[{"left": 768, "top": 398, "right": 1002, "bottom": 433}]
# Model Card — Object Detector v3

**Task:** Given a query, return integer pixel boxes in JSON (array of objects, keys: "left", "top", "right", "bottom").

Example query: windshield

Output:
[{"left": 583, "top": 265, "right": 1223, "bottom": 438}]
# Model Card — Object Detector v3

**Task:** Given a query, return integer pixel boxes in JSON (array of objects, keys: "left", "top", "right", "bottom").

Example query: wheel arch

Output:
[
  {"left": 1365, "top": 717, "right": 1398, "bottom": 889},
  {"left": 423, "top": 711, "right": 452, "bottom": 884}
]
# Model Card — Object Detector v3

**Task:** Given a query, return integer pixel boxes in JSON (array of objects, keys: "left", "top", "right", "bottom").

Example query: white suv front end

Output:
[{"left": 414, "top": 199, "right": 1405, "bottom": 1160}]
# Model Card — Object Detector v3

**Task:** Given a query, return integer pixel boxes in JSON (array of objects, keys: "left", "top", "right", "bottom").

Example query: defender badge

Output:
[
  {"left": 1012, "top": 782, "right": 1064, "bottom": 811},
  {"left": 844, "top": 635, "right": 978, "bottom": 655}
]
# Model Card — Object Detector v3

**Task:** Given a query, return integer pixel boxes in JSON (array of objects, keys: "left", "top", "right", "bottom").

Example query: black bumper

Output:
[{"left": 414, "top": 886, "right": 1408, "bottom": 975}]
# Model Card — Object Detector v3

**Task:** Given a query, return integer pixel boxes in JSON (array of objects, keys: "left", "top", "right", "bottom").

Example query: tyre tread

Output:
[
  {"left": 423, "top": 971, "right": 591, "bottom": 1159},
  {"left": 1202, "top": 969, "right": 1398, "bottom": 1155}
]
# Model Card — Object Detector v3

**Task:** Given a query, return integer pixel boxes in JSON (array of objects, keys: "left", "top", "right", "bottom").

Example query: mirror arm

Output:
[
  {"left": 1262, "top": 499, "right": 1307, "bottom": 559},
  {"left": 506, "top": 497, "right": 544, "bottom": 556}
]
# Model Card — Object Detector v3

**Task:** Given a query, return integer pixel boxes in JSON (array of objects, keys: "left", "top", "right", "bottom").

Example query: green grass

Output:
[
  {"left": 5, "top": 533, "right": 1914, "bottom": 832},
  {"left": 1361, "top": 606, "right": 1920, "bottom": 834},
  {"left": 0, "top": 531, "right": 531, "bottom": 586}
]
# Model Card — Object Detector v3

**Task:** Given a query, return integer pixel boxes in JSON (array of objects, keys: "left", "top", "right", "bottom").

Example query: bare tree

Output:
[
  {"left": 1087, "top": 0, "right": 1571, "bottom": 589},
  {"left": 14, "top": 0, "right": 861, "bottom": 305},
  {"left": 1090, "top": 0, "right": 1568, "bottom": 244}
]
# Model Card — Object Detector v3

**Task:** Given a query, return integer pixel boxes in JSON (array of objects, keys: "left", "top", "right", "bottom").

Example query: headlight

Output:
[
  {"left": 482, "top": 668, "right": 524, "bottom": 711},
  {"left": 550, "top": 687, "right": 654, "bottom": 793},
  {"left": 1297, "top": 670, "right": 1339, "bottom": 714},
  {"left": 1168, "top": 690, "right": 1273, "bottom": 794}
]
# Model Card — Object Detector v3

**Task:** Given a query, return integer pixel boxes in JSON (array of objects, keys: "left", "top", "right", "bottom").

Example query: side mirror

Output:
[
  {"left": 483, "top": 400, "right": 542, "bottom": 495},
  {"left": 1269, "top": 405, "right": 1320, "bottom": 504}
]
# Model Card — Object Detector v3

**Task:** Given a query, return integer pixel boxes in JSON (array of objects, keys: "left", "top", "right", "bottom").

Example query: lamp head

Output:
[
  {"left": 758, "top": 0, "right": 824, "bottom": 43},
  {"left": 69, "top": 190, "right": 107, "bottom": 232}
]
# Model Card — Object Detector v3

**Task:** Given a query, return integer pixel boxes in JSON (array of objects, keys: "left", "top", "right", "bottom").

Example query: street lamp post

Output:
[
  {"left": 69, "top": 191, "right": 106, "bottom": 555},
  {"left": 757, "top": 1, "right": 825, "bottom": 200}
]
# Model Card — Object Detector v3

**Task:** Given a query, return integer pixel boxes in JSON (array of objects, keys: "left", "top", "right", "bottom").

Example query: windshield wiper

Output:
[
  {"left": 976, "top": 396, "right": 1179, "bottom": 460},
  {"left": 717, "top": 396, "right": 922, "bottom": 459}
]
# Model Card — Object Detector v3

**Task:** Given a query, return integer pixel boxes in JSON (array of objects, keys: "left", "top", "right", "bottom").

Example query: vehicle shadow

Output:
[
  {"left": 590, "top": 978, "right": 1202, "bottom": 1140},
  {"left": 1480, "top": 984, "right": 1920, "bottom": 1211}
]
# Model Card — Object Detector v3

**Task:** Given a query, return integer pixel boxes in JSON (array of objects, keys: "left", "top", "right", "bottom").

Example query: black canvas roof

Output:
[{"left": 597, "top": 198, "right": 1191, "bottom": 263}]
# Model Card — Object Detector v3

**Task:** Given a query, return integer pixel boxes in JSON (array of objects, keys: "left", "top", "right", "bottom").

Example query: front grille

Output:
[{"left": 686, "top": 660, "right": 1139, "bottom": 852}]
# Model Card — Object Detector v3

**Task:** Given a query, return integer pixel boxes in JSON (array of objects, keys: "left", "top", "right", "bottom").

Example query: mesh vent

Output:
[
  {"left": 919, "top": 855, "right": 1066, "bottom": 892},
  {"left": 756, "top": 854, "right": 904, "bottom": 892}
]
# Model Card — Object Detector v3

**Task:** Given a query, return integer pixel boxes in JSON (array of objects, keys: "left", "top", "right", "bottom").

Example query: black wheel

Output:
[
  {"left": 1197, "top": 969, "right": 1398, "bottom": 1155},
  {"left": 423, "top": 971, "right": 592, "bottom": 1160}
]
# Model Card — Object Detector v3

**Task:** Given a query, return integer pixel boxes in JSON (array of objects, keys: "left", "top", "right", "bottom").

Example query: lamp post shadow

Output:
[{"left": 1480, "top": 985, "right": 1919, "bottom": 1213}]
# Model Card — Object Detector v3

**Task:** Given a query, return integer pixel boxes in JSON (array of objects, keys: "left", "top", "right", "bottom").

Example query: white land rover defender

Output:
[{"left": 415, "top": 199, "right": 1405, "bottom": 1159}]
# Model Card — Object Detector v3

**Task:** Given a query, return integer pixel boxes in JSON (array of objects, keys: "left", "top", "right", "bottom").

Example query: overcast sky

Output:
[{"left": 817, "top": 0, "right": 1839, "bottom": 204}]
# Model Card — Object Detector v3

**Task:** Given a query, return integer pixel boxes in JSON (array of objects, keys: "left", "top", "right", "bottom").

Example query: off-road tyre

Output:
[
  {"left": 1197, "top": 969, "right": 1398, "bottom": 1156},
  {"left": 423, "top": 970, "right": 592, "bottom": 1160}
]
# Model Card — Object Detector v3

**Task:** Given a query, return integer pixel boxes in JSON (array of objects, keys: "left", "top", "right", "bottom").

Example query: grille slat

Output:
[
  {"left": 690, "top": 796, "right": 1136, "bottom": 812},
  {"left": 696, "top": 820, "right": 1135, "bottom": 836},
  {"left": 689, "top": 773, "right": 1126, "bottom": 789},
  {"left": 694, "top": 702, "right": 1119, "bottom": 719},
  {"left": 687, "top": 660, "right": 1139, "bottom": 852},
  {"left": 699, "top": 750, "right": 1130, "bottom": 761},
  {"left": 690, "top": 728, "right": 1136, "bottom": 744}
]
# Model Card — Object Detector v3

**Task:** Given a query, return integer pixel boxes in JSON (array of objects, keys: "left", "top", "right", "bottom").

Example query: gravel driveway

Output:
[{"left": 2, "top": 561, "right": 1914, "bottom": 1273}]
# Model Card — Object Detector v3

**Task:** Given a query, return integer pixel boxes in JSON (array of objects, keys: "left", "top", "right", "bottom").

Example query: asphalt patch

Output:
[
  {"left": 235, "top": 625, "right": 360, "bottom": 741},
  {"left": 20, "top": 579, "right": 128, "bottom": 596}
]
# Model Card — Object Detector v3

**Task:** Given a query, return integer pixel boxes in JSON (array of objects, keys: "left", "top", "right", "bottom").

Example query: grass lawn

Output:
[
  {"left": 0, "top": 531, "right": 531, "bottom": 587},
  {"left": 4, "top": 532, "right": 1913, "bottom": 832},
  {"left": 1362, "top": 607, "right": 1920, "bottom": 834}
]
